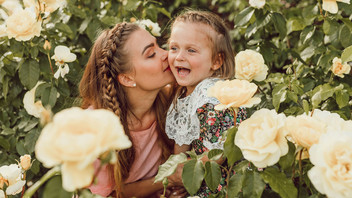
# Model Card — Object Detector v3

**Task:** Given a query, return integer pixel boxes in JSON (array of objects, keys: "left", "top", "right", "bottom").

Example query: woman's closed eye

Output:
[{"left": 147, "top": 52, "right": 156, "bottom": 58}]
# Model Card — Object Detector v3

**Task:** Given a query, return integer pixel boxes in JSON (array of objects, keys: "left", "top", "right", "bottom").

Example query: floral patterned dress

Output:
[{"left": 191, "top": 104, "right": 247, "bottom": 197}]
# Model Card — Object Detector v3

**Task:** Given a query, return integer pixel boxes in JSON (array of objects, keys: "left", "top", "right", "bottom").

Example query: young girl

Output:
[{"left": 165, "top": 10, "right": 247, "bottom": 196}]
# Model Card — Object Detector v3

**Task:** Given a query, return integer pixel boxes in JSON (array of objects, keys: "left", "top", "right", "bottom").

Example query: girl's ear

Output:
[
  {"left": 117, "top": 74, "right": 136, "bottom": 87},
  {"left": 211, "top": 53, "right": 224, "bottom": 71}
]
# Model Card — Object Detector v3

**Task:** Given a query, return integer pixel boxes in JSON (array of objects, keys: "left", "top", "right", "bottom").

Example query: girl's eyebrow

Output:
[{"left": 142, "top": 43, "right": 154, "bottom": 55}]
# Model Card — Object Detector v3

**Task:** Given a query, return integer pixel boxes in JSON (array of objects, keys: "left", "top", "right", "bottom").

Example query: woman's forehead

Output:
[{"left": 126, "top": 29, "right": 156, "bottom": 54}]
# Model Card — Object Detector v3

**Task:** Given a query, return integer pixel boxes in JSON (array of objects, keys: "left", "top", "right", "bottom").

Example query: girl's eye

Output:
[
  {"left": 148, "top": 52, "right": 156, "bottom": 58},
  {"left": 170, "top": 46, "right": 177, "bottom": 51},
  {"left": 188, "top": 49, "right": 196, "bottom": 53}
]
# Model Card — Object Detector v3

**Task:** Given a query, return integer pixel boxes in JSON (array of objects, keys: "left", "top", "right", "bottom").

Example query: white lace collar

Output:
[{"left": 165, "top": 78, "right": 221, "bottom": 146}]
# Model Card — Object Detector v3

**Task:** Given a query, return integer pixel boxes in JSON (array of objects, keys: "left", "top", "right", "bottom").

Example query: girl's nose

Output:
[{"left": 175, "top": 50, "right": 184, "bottom": 61}]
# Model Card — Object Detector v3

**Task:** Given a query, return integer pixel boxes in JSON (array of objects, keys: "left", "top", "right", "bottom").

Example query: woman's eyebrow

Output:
[{"left": 142, "top": 43, "right": 154, "bottom": 55}]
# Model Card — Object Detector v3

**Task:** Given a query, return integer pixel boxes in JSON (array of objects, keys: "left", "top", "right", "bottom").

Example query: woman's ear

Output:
[
  {"left": 211, "top": 53, "right": 224, "bottom": 71},
  {"left": 117, "top": 74, "right": 136, "bottom": 87}
]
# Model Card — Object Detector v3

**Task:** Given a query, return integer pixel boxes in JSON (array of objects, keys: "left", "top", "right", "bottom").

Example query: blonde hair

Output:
[
  {"left": 79, "top": 22, "right": 173, "bottom": 196},
  {"left": 171, "top": 9, "right": 235, "bottom": 79}
]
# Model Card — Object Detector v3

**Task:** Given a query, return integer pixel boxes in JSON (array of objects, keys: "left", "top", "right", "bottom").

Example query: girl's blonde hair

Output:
[
  {"left": 171, "top": 9, "right": 235, "bottom": 79},
  {"left": 79, "top": 22, "right": 173, "bottom": 197}
]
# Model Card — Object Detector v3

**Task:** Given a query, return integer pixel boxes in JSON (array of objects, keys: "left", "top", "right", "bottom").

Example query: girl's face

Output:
[
  {"left": 127, "top": 28, "right": 174, "bottom": 91},
  {"left": 168, "top": 22, "right": 218, "bottom": 95}
]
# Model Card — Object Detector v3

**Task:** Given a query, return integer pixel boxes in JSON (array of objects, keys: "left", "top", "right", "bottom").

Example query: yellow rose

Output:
[
  {"left": 235, "top": 49, "right": 268, "bottom": 82},
  {"left": 308, "top": 131, "right": 352, "bottom": 198},
  {"left": 207, "top": 79, "right": 261, "bottom": 111},
  {"left": 322, "top": 0, "right": 350, "bottom": 14},
  {"left": 35, "top": 107, "right": 132, "bottom": 191},
  {"left": 285, "top": 109, "right": 347, "bottom": 148},
  {"left": 235, "top": 109, "right": 288, "bottom": 168},
  {"left": 331, "top": 57, "right": 351, "bottom": 78},
  {"left": 6, "top": 7, "right": 42, "bottom": 41},
  {"left": 20, "top": 154, "right": 32, "bottom": 171}
]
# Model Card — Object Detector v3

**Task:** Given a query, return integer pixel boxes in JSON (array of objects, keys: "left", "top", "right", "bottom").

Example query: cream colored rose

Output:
[
  {"left": 20, "top": 154, "right": 31, "bottom": 171},
  {"left": 1, "top": 0, "right": 22, "bottom": 16},
  {"left": 35, "top": 107, "right": 132, "bottom": 191},
  {"left": 0, "top": 24, "right": 6, "bottom": 38},
  {"left": 23, "top": 81, "right": 46, "bottom": 118},
  {"left": 0, "top": 164, "right": 26, "bottom": 195},
  {"left": 235, "top": 109, "right": 288, "bottom": 168},
  {"left": 235, "top": 49, "right": 268, "bottom": 82},
  {"left": 24, "top": 0, "right": 66, "bottom": 13},
  {"left": 207, "top": 79, "right": 261, "bottom": 111},
  {"left": 249, "top": 0, "right": 266, "bottom": 9},
  {"left": 308, "top": 131, "right": 352, "bottom": 198},
  {"left": 322, "top": 0, "right": 350, "bottom": 14},
  {"left": 135, "top": 19, "right": 161, "bottom": 37},
  {"left": 6, "top": 7, "right": 42, "bottom": 41},
  {"left": 331, "top": 57, "right": 350, "bottom": 78},
  {"left": 285, "top": 109, "right": 347, "bottom": 148}
]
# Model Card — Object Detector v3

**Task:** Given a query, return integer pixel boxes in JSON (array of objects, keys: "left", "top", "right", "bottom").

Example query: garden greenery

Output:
[{"left": 1, "top": 0, "right": 352, "bottom": 197}]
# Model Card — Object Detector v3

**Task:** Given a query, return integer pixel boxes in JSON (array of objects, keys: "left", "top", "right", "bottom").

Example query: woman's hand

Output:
[
  {"left": 167, "top": 163, "right": 184, "bottom": 186},
  {"left": 168, "top": 186, "right": 188, "bottom": 198}
]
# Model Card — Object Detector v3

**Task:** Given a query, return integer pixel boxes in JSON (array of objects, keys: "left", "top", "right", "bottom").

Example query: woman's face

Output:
[{"left": 126, "top": 28, "right": 174, "bottom": 91}]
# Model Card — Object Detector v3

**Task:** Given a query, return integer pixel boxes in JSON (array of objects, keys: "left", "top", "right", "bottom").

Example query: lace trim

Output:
[{"left": 166, "top": 78, "right": 221, "bottom": 146}]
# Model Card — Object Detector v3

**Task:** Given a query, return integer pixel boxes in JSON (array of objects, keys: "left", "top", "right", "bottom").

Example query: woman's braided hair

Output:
[{"left": 79, "top": 22, "right": 173, "bottom": 196}]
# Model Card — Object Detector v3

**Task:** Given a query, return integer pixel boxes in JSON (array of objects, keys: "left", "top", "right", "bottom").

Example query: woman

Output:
[{"left": 79, "top": 22, "right": 185, "bottom": 197}]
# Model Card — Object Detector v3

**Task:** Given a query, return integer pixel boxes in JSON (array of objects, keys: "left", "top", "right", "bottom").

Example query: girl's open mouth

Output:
[{"left": 176, "top": 67, "right": 190, "bottom": 77}]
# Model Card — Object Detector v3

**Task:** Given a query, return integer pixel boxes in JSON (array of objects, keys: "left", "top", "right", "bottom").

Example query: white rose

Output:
[
  {"left": 331, "top": 57, "right": 350, "bottom": 78},
  {"left": 249, "top": 0, "right": 266, "bottom": 9},
  {"left": 23, "top": 81, "right": 46, "bottom": 118},
  {"left": 285, "top": 109, "right": 347, "bottom": 148},
  {"left": 235, "top": 49, "right": 268, "bottom": 82},
  {"left": 51, "top": 45, "right": 76, "bottom": 79},
  {"left": 0, "top": 164, "right": 26, "bottom": 195},
  {"left": 235, "top": 109, "right": 288, "bottom": 168},
  {"left": 322, "top": 0, "right": 350, "bottom": 14},
  {"left": 207, "top": 79, "right": 261, "bottom": 111},
  {"left": 136, "top": 19, "right": 161, "bottom": 36},
  {"left": 35, "top": 107, "right": 132, "bottom": 191},
  {"left": 6, "top": 7, "right": 42, "bottom": 41},
  {"left": 1, "top": 0, "right": 22, "bottom": 16},
  {"left": 308, "top": 131, "right": 352, "bottom": 198},
  {"left": 24, "top": 0, "right": 66, "bottom": 13}
]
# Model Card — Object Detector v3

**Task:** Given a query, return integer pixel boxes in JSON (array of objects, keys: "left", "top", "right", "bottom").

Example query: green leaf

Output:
[
  {"left": 279, "top": 141, "right": 296, "bottom": 171},
  {"left": 243, "top": 171, "right": 266, "bottom": 198},
  {"left": 336, "top": 90, "right": 349, "bottom": 109},
  {"left": 287, "top": 91, "right": 298, "bottom": 103},
  {"left": 339, "top": 25, "right": 352, "bottom": 48},
  {"left": 186, "top": 150, "right": 198, "bottom": 160},
  {"left": 43, "top": 176, "right": 73, "bottom": 198},
  {"left": 287, "top": 18, "right": 305, "bottom": 34},
  {"left": 341, "top": 18, "right": 352, "bottom": 32},
  {"left": 182, "top": 159, "right": 205, "bottom": 195},
  {"left": 100, "top": 16, "right": 119, "bottom": 26},
  {"left": 208, "top": 149, "right": 223, "bottom": 161},
  {"left": 272, "top": 12, "right": 287, "bottom": 39},
  {"left": 19, "top": 60, "right": 40, "bottom": 89},
  {"left": 228, "top": 172, "right": 245, "bottom": 197},
  {"left": 260, "top": 167, "right": 298, "bottom": 198},
  {"left": 235, "top": 7, "right": 255, "bottom": 27},
  {"left": 302, "top": 99, "right": 310, "bottom": 114},
  {"left": 341, "top": 45, "right": 352, "bottom": 63},
  {"left": 30, "top": 47, "right": 39, "bottom": 59},
  {"left": 56, "top": 23, "right": 74, "bottom": 39},
  {"left": 311, "top": 83, "right": 343, "bottom": 108},
  {"left": 224, "top": 127, "right": 242, "bottom": 166},
  {"left": 204, "top": 161, "right": 221, "bottom": 192},
  {"left": 0, "top": 136, "right": 10, "bottom": 150},
  {"left": 300, "top": 26, "right": 315, "bottom": 44},
  {"left": 41, "top": 85, "right": 58, "bottom": 108},
  {"left": 272, "top": 84, "right": 287, "bottom": 111},
  {"left": 24, "top": 129, "right": 40, "bottom": 153},
  {"left": 16, "top": 140, "right": 28, "bottom": 156},
  {"left": 154, "top": 153, "right": 187, "bottom": 183}
]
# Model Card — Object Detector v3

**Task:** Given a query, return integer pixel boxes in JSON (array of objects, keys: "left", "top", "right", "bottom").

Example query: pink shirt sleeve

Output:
[{"left": 88, "top": 159, "right": 115, "bottom": 197}]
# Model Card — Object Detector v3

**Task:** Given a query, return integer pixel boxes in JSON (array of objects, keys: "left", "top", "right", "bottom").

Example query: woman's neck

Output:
[{"left": 127, "top": 89, "right": 158, "bottom": 131}]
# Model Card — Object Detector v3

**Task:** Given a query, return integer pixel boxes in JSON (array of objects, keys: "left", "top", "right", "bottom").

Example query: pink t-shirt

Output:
[{"left": 89, "top": 121, "right": 162, "bottom": 196}]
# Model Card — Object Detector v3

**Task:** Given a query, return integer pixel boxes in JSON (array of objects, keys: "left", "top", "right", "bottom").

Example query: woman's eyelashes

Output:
[{"left": 147, "top": 52, "right": 156, "bottom": 58}]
